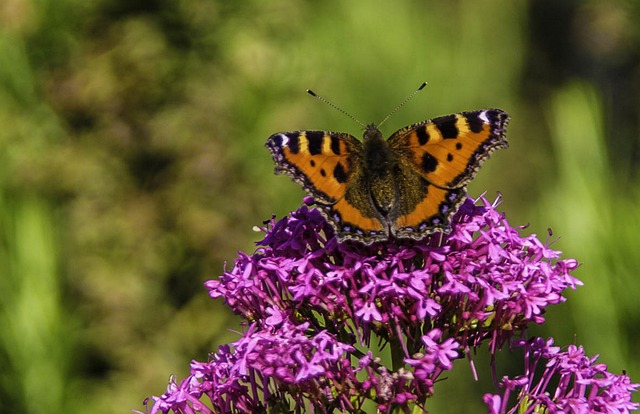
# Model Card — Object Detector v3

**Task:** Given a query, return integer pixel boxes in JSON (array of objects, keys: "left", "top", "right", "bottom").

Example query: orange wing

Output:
[
  {"left": 391, "top": 182, "right": 467, "bottom": 239},
  {"left": 266, "top": 130, "right": 389, "bottom": 244},
  {"left": 317, "top": 196, "right": 388, "bottom": 243},
  {"left": 388, "top": 109, "right": 509, "bottom": 189},
  {"left": 266, "top": 131, "right": 361, "bottom": 204}
]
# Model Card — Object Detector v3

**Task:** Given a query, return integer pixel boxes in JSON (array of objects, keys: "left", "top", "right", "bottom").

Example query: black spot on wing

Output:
[
  {"left": 306, "top": 131, "right": 324, "bottom": 155},
  {"left": 330, "top": 134, "right": 341, "bottom": 155},
  {"left": 435, "top": 114, "right": 458, "bottom": 139},
  {"left": 422, "top": 152, "right": 438, "bottom": 173},
  {"left": 288, "top": 133, "right": 300, "bottom": 154},
  {"left": 463, "top": 112, "right": 485, "bottom": 133},
  {"left": 416, "top": 125, "right": 430, "bottom": 145},
  {"left": 333, "top": 163, "right": 347, "bottom": 183}
]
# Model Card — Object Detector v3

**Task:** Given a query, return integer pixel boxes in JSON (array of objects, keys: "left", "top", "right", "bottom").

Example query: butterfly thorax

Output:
[{"left": 362, "top": 124, "right": 399, "bottom": 217}]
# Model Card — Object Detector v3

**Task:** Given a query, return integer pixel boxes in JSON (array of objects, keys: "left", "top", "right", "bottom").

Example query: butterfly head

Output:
[{"left": 363, "top": 124, "right": 384, "bottom": 142}]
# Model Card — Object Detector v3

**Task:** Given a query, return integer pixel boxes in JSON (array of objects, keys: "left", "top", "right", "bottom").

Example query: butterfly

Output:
[{"left": 266, "top": 108, "right": 509, "bottom": 245}]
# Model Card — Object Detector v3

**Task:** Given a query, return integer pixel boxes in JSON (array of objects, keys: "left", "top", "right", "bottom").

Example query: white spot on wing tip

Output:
[
  {"left": 479, "top": 111, "right": 490, "bottom": 124},
  {"left": 279, "top": 134, "right": 289, "bottom": 146}
]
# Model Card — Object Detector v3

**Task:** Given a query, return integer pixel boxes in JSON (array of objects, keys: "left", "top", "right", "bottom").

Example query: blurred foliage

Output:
[{"left": 0, "top": 0, "right": 638, "bottom": 413}]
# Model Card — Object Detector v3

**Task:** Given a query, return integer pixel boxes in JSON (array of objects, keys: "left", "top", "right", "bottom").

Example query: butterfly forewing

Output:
[
  {"left": 266, "top": 131, "right": 362, "bottom": 204},
  {"left": 389, "top": 109, "right": 509, "bottom": 189}
]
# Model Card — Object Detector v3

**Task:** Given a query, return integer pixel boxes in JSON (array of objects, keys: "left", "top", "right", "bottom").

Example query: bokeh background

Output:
[{"left": 1, "top": 0, "right": 639, "bottom": 413}]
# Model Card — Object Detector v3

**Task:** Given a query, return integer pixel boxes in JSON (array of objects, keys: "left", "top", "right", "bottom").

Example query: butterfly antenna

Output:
[
  {"left": 307, "top": 89, "right": 365, "bottom": 127},
  {"left": 377, "top": 82, "right": 428, "bottom": 127}
]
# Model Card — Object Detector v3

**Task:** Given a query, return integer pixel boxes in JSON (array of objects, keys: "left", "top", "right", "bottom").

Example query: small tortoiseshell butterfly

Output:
[{"left": 266, "top": 89, "right": 509, "bottom": 245}]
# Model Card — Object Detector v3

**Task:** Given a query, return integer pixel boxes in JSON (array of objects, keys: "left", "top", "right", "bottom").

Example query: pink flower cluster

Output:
[{"left": 144, "top": 196, "right": 635, "bottom": 413}]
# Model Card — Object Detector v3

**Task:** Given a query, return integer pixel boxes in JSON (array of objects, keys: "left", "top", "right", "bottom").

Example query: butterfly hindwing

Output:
[
  {"left": 319, "top": 196, "right": 388, "bottom": 243},
  {"left": 388, "top": 109, "right": 509, "bottom": 189},
  {"left": 388, "top": 158, "right": 468, "bottom": 238}
]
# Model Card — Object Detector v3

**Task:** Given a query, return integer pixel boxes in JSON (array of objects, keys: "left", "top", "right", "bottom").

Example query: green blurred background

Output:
[{"left": 1, "top": 0, "right": 639, "bottom": 412}]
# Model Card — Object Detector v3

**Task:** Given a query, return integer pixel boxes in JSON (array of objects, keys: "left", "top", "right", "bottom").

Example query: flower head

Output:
[
  {"left": 148, "top": 196, "right": 584, "bottom": 413},
  {"left": 484, "top": 337, "right": 639, "bottom": 414}
]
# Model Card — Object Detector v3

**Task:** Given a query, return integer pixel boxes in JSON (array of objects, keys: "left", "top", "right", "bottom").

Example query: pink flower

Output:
[{"left": 145, "top": 196, "right": 604, "bottom": 414}]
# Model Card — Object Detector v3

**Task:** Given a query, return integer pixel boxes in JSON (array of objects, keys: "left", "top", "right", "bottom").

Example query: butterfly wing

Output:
[
  {"left": 387, "top": 109, "right": 509, "bottom": 238},
  {"left": 266, "top": 130, "right": 360, "bottom": 204},
  {"left": 389, "top": 159, "right": 468, "bottom": 239},
  {"left": 388, "top": 109, "right": 509, "bottom": 189},
  {"left": 266, "top": 130, "right": 387, "bottom": 242}
]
